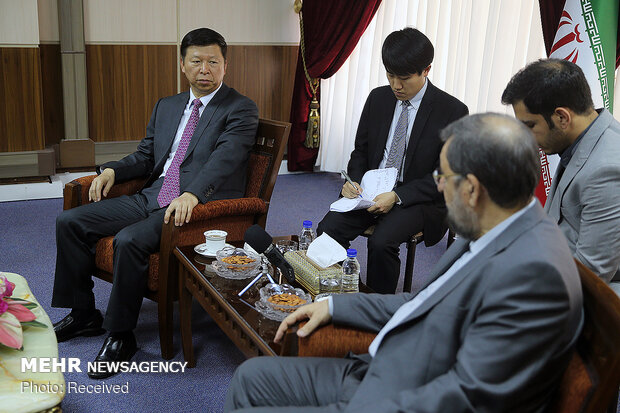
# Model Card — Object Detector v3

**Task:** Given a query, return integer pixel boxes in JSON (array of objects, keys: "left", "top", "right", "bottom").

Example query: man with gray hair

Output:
[{"left": 225, "top": 113, "right": 583, "bottom": 413}]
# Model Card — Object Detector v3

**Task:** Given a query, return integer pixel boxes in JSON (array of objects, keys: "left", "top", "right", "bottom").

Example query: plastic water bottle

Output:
[
  {"left": 299, "top": 220, "right": 316, "bottom": 251},
  {"left": 341, "top": 249, "right": 360, "bottom": 293}
]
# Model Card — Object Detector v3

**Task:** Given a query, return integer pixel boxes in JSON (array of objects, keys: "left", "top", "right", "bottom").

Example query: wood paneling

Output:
[
  {"left": 39, "top": 43, "right": 64, "bottom": 146},
  {"left": 181, "top": 45, "right": 298, "bottom": 122},
  {"left": 0, "top": 47, "right": 45, "bottom": 152},
  {"left": 86, "top": 44, "right": 177, "bottom": 142}
]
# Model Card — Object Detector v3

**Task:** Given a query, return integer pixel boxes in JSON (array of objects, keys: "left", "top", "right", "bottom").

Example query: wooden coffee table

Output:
[{"left": 176, "top": 241, "right": 294, "bottom": 367}]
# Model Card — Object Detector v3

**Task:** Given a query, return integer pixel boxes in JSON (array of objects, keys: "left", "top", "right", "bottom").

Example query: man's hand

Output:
[
  {"left": 341, "top": 181, "right": 363, "bottom": 199},
  {"left": 367, "top": 191, "right": 398, "bottom": 214},
  {"left": 89, "top": 168, "right": 116, "bottom": 202},
  {"left": 273, "top": 299, "right": 332, "bottom": 344},
  {"left": 164, "top": 192, "right": 199, "bottom": 226}
]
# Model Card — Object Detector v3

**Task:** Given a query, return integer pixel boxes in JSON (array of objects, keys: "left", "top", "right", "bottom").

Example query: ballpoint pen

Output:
[{"left": 341, "top": 170, "right": 362, "bottom": 198}]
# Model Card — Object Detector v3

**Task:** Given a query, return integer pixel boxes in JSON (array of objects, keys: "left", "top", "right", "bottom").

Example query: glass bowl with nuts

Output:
[
  {"left": 211, "top": 247, "right": 261, "bottom": 279},
  {"left": 255, "top": 283, "right": 312, "bottom": 321}
]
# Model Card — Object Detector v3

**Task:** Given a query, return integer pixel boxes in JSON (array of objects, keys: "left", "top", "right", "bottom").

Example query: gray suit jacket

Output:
[
  {"left": 331, "top": 202, "right": 583, "bottom": 413},
  {"left": 545, "top": 109, "right": 620, "bottom": 284},
  {"left": 102, "top": 84, "right": 259, "bottom": 204}
]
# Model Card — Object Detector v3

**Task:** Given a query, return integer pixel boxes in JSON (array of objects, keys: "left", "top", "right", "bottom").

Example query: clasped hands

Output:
[
  {"left": 89, "top": 168, "right": 199, "bottom": 227},
  {"left": 341, "top": 181, "right": 398, "bottom": 214}
]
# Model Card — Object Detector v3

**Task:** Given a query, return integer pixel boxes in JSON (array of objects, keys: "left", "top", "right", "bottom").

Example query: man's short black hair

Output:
[
  {"left": 440, "top": 113, "right": 540, "bottom": 209},
  {"left": 382, "top": 27, "right": 434, "bottom": 76},
  {"left": 181, "top": 28, "right": 227, "bottom": 60},
  {"left": 501, "top": 59, "right": 594, "bottom": 128}
]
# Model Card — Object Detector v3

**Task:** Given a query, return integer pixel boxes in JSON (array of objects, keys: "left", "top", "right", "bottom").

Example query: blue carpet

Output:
[{"left": 0, "top": 172, "right": 448, "bottom": 412}]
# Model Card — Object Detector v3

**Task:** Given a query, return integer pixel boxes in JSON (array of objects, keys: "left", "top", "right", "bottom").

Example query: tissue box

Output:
[{"left": 284, "top": 250, "right": 342, "bottom": 296}]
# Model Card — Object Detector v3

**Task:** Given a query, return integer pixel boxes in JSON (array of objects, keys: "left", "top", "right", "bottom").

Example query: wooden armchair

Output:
[
  {"left": 63, "top": 118, "right": 290, "bottom": 359},
  {"left": 283, "top": 260, "right": 620, "bottom": 413}
]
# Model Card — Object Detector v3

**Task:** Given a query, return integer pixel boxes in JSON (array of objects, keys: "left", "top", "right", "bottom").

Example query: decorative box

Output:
[{"left": 284, "top": 250, "right": 342, "bottom": 296}]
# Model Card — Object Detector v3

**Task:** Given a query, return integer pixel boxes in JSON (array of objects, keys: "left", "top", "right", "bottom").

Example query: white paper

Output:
[
  {"left": 305, "top": 233, "right": 347, "bottom": 268},
  {"left": 329, "top": 168, "right": 398, "bottom": 212}
]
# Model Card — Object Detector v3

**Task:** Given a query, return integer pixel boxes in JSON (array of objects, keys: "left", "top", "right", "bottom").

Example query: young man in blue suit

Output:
[
  {"left": 503, "top": 59, "right": 620, "bottom": 294},
  {"left": 225, "top": 113, "right": 583, "bottom": 413},
  {"left": 51, "top": 28, "right": 258, "bottom": 378},
  {"left": 317, "top": 28, "right": 468, "bottom": 294}
]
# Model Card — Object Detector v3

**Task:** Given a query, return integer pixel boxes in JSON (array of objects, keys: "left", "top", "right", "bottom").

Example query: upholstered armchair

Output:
[
  {"left": 63, "top": 118, "right": 290, "bottom": 359},
  {"left": 282, "top": 260, "right": 620, "bottom": 413}
]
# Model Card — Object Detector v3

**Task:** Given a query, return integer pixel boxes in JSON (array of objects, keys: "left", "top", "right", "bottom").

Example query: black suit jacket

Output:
[
  {"left": 102, "top": 83, "right": 259, "bottom": 204},
  {"left": 347, "top": 82, "right": 468, "bottom": 245}
]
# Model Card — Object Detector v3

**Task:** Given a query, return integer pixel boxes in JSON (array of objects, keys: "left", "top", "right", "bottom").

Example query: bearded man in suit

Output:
[
  {"left": 317, "top": 27, "right": 468, "bottom": 294},
  {"left": 51, "top": 28, "right": 258, "bottom": 378},
  {"left": 502, "top": 59, "right": 620, "bottom": 294},
  {"left": 225, "top": 113, "right": 583, "bottom": 413}
]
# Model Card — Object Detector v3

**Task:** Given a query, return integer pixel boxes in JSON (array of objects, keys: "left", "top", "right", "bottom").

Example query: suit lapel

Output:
[
  {"left": 401, "top": 201, "right": 545, "bottom": 325},
  {"left": 415, "top": 238, "right": 471, "bottom": 293},
  {"left": 403, "top": 81, "right": 434, "bottom": 171},
  {"left": 373, "top": 92, "right": 398, "bottom": 168},
  {"left": 183, "top": 83, "right": 230, "bottom": 163},
  {"left": 545, "top": 110, "right": 611, "bottom": 219}
]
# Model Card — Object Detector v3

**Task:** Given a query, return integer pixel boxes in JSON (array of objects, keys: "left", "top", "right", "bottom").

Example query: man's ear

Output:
[
  {"left": 465, "top": 174, "right": 482, "bottom": 207},
  {"left": 554, "top": 107, "right": 572, "bottom": 129}
]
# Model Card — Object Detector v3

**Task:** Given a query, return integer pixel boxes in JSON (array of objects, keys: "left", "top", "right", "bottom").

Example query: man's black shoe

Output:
[
  {"left": 53, "top": 310, "right": 105, "bottom": 342},
  {"left": 87, "top": 333, "right": 137, "bottom": 379}
]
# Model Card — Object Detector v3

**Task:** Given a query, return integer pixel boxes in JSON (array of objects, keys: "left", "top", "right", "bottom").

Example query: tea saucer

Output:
[{"left": 194, "top": 243, "right": 233, "bottom": 258}]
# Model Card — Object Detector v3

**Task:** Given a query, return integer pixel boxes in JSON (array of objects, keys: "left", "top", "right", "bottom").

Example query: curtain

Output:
[
  {"left": 287, "top": 0, "right": 382, "bottom": 171},
  {"left": 318, "top": 0, "right": 547, "bottom": 173}
]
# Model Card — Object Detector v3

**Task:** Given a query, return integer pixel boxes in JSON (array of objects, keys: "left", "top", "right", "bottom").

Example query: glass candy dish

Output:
[
  {"left": 211, "top": 247, "right": 261, "bottom": 280},
  {"left": 255, "top": 283, "right": 312, "bottom": 321}
]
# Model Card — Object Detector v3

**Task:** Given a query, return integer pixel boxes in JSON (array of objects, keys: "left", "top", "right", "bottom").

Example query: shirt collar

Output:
[
  {"left": 469, "top": 198, "right": 536, "bottom": 255},
  {"left": 407, "top": 79, "right": 427, "bottom": 109},
  {"left": 188, "top": 83, "right": 223, "bottom": 109}
]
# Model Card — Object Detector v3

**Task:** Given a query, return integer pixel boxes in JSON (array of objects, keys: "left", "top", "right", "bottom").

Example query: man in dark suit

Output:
[
  {"left": 51, "top": 28, "right": 258, "bottom": 378},
  {"left": 225, "top": 113, "right": 583, "bottom": 413},
  {"left": 317, "top": 28, "right": 468, "bottom": 294}
]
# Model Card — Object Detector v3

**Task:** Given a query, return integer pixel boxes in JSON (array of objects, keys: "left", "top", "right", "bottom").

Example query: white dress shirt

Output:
[{"left": 159, "top": 85, "right": 222, "bottom": 178}]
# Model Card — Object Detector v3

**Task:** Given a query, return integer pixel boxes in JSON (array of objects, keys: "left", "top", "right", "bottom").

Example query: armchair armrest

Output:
[
  {"left": 169, "top": 197, "right": 268, "bottom": 248},
  {"left": 63, "top": 175, "right": 147, "bottom": 210},
  {"left": 281, "top": 322, "right": 377, "bottom": 358}
]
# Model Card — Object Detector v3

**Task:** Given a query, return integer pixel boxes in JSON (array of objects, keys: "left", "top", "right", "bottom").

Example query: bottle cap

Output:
[
  {"left": 346, "top": 248, "right": 357, "bottom": 257},
  {"left": 303, "top": 220, "right": 312, "bottom": 228}
]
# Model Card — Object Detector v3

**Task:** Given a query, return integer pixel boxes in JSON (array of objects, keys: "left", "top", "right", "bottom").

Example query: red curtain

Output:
[
  {"left": 538, "top": 0, "right": 620, "bottom": 67},
  {"left": 287, "top": 0, "right": 383, "bottom": 171}
]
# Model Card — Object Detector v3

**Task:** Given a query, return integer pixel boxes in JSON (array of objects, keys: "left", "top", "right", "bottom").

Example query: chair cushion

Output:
[{"left": 95, "top": 237, "right": 160, "bottom": 292}]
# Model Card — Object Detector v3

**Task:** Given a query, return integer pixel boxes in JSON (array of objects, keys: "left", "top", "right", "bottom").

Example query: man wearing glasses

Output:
[{"left": 225, "top": 113, "right": 583, "bottom": 413}]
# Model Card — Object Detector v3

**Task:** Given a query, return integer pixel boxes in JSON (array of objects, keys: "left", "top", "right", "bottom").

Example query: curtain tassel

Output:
[{"left": 305, "top": 97, "right": 320, "bottom": 149}]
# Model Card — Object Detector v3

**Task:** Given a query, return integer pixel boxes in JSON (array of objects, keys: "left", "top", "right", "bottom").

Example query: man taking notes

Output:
[
  {"left": 502, "top": 59, "right": 620, "bottom": 293},
  {"left": 225, "top": 113, "right": 583, "bottom": 413},
  {"left": 317, "top": 27, "right": 468, "bottom": 294},
  {"left": 51, "top": 28, "right": 258, "bottom": 378}
]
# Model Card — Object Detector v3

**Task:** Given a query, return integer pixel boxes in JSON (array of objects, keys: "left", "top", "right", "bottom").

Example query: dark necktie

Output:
[
  {"left": 157, "top": 98, "right": 202, "bottom": 208},
  {"left": 385, "top": 100, "right": 411, "bottom": 175}
]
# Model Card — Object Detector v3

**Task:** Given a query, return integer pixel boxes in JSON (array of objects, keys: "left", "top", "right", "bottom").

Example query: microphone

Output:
[{"left": 244, "top": 225, "right": 296, "bottom": 284}]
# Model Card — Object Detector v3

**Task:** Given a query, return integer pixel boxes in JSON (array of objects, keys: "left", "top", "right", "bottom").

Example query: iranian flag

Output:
[{"left": 536, "top": 0, "right": 619, "bottom": 203}]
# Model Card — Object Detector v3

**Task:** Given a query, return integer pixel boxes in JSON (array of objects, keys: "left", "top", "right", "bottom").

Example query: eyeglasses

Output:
[{"left": 432, "top": 169, "right": 461, "bottom": 186}]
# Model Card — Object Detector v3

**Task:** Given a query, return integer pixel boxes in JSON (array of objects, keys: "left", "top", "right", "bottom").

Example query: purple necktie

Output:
[{"left": 157, "top": 98, "right": 202, "bottom": 208}]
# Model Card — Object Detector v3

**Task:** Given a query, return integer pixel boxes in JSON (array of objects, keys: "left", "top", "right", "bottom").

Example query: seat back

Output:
[
  {"left": 548, "top": 260, "right": 620, "bottom": 413},
  {"left": 245, "top": 118, "right": 290, "bottom": 202}
]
